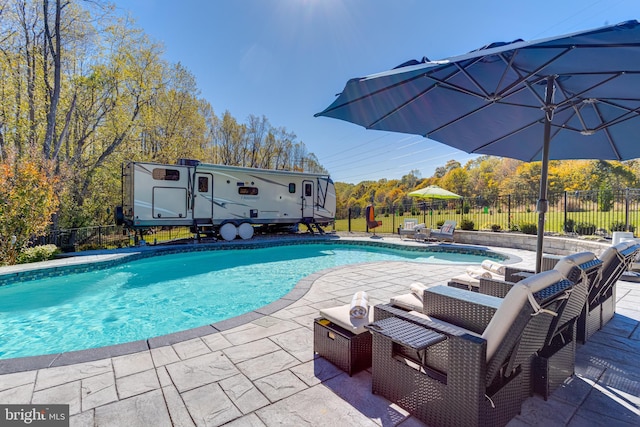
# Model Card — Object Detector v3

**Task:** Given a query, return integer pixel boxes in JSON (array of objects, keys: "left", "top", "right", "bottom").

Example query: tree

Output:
[{"left": 0, "top": 151, "right": 58, "bottom": 264}]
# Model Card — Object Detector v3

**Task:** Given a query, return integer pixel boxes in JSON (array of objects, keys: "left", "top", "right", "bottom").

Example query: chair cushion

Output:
[
  {"left": 615, "top": 240, "right": 637, "bottom": 251},
  {"left": 450, "top": 273, "right": 480, "bottom": 288},
  {"left": 553, "top": 252, "right": 596, "bottom": 277},
  {"left": 403, "top": 220, "right": 417, "bottom": 230},
  {"left": 481, "top": 270, "right": 564, "bottom": 359},
  {"left": 320, "top": 304, "right": 374, "bottom": 335},
  {"left": 440, "top": 222, "right": 455, "bottom": 234},
  {"left": 390, "top": 293, "right": 423, "bottom": 311},
  {"left": 450, "top": 270, "right": 502, "bottom": 289},
  {"left": 599, "top": 240, "right": 636, "bottom": 267}
]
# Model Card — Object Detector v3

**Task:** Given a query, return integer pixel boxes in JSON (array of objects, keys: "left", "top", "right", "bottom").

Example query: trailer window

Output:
[
  {"left": 198, "top": 176, "right": 209, "bottom": 192},
  {"left": 152, "top": 168, "right": 180, "bottom": 181},
  {"left": 289, "top": 183, "right": 296, "bottom": 193},
  {"left": 238, "top": 186, "right": 259, "bottom": 195},
  {"left": 305, "top": 183, "right": 312, "bottom": 197}
]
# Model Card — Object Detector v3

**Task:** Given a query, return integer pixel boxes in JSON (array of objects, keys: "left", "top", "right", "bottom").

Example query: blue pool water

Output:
[{"left": 0, "top": 243, "right": 499, "bottom": 359}]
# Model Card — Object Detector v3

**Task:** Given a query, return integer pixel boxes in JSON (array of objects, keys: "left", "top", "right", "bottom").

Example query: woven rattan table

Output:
[{"left": 313, "top": 317, "right": 372, "bottom": 376}]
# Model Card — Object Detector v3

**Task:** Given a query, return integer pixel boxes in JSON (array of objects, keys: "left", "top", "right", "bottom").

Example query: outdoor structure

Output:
[{"left": 115, "top": 160, "right": 336, "bottom": 240}]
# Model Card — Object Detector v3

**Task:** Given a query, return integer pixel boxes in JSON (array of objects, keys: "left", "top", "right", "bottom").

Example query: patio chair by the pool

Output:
[
  {"left": 366, "top": 270, "right": 572, "bottom": 427},
  {"left": 365, "top": 205, "right": 382, "bottom": 235},
  {"left": 389, "top": 282, "right": 430, "bottom": 312},
  {"left": 477, "top": 252, "right": 601, "bottom": 398},
  {"left": 426, "top": 220, "right": 456, "bottom": 242},
  {"left": 578, "top": 240, "right": 640, "bottom": 342},
  {"left": 398, "top": 219, "right": 429, "bottom": 240},
  {"left": 447, "top": 259, "right": 507, "bottom": 291}
]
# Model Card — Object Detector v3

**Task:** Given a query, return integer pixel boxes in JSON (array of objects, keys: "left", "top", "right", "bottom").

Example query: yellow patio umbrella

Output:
[{"left": 407, "top": 185, "right": 461, "bottom": 225}]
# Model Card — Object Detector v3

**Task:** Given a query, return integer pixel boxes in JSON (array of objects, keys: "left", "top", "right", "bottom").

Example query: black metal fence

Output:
[
  {"left": 337, "top": 188, "right": 640, "bottom": 236},
  {"left": 39, "top": 225, "right": 194, "bottom": 251},
  {"left": 39, "top": 188, "right": 640, "bottom": 252}
]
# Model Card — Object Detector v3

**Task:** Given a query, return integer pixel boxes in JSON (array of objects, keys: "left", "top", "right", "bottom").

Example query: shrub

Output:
[
  {"left": 17, "top": 244, "right": 59, "bottom": 264},
  {"left": 480, "top": 222, "right": 500, "bottom": 231},
  {"left": 519, "top": 222, "right": 537, "bottom": 235},
  {"left": 564, "top": 218, "right": 576, "bottom": 233},
  {"left": 460, "top": 219, "right": 474, "bottom": 230},
  {"left": 610, "top": 221, "right": 635, "bottom": 233},
  {"left": 575, "top": 222, "right": 597, "bottom": 235},
  {"left": 436, "top": 220, "right": 445, "bottom": 227}
]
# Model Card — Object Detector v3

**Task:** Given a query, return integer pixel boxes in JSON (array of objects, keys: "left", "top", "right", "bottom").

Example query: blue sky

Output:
[{"left": 113, "top": 0, "right": 640, "bottom": 184}]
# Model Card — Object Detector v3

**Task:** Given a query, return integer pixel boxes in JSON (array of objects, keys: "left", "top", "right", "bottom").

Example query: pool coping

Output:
[{"left": 0, "top": 235, "right": 517, "bottom": 375}]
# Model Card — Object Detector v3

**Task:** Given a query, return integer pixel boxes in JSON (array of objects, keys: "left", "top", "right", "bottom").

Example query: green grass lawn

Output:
[{"left": 334, "top": 209, "right": 638, "bottom": 236}]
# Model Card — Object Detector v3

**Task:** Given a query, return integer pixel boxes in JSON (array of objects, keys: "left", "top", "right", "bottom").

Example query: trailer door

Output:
[
  {"left": 193, "top": 173, "right": 214, "bottom": 220},
  {"left": 302, "top": 180, "right": 314, "bottom": 218}
]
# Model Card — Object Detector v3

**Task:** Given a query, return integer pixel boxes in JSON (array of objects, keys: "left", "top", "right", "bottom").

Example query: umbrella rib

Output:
[
  {"left": 591, "top": 102, "right": 623, "bottom": 160},
  {"left": 468, "top": 106, "right": 572, "bottom": 159},
  {"left": 315, "top": 72, "right": 428, "bottom": 117},
  {"left": 496, "top": 47, "right": 572, "bottom": 98},
  {"left": 425, "top": 83, "right": 535, "bottom": 137},
  {"left": 453, "top": 59, "right": 493, "bottom": 98},
  {"left": 367, "top": 65, "right": 492, "bottom": 129}
]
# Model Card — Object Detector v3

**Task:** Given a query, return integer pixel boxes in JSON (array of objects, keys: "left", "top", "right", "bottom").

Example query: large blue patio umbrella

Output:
[{"left": 316, "top": 20, "right": 640, "bottom": 272}]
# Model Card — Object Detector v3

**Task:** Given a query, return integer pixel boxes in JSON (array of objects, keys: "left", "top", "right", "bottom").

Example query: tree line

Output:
[
  {"left": 0, "top": 0, "right": 325, "bottom": 264},
  {"left": 337, "top": 157, "right": 640, "bottom": 218}
]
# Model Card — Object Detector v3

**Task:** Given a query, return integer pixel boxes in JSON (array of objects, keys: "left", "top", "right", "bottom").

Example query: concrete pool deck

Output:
[{"left": 0, "top": 235, "right": 638, "bottom": 426}]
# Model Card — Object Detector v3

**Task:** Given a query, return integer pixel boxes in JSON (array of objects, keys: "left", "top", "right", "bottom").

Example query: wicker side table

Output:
[{"left": 314, "top": 317, "right": 372, "bottom": 376}]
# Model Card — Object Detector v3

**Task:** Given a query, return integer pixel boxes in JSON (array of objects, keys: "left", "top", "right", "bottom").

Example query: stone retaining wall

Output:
[{"left": 455, "top": 230, "right": 610, "bottom": 256}]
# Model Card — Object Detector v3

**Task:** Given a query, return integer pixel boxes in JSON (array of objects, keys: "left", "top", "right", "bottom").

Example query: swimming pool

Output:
[{"left": 0, "top": 241, "right": 505, "bottom": 360}]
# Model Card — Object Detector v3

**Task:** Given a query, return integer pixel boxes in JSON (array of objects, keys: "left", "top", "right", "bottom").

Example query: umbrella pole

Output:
[{"left": 536, "top": 77, "right": 555, "bottom": 273}]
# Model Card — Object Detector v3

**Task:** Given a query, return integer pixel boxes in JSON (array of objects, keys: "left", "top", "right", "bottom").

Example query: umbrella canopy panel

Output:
[{"left": 317, "top": 20, "right": 640, "bottom": 163}]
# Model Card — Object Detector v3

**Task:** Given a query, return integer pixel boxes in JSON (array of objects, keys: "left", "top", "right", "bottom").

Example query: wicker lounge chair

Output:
[
  {"left": 474, "top": 252, "right": 602, "bottom": 397},
  {"left": 366, "top": 270, "right": 572, "bottom": 427},
  {"left": 447, "top": 259, "right": 508, "bottom": 291},
  {"left": 398, "top": 219, "right": 429, "bottom": 240},
  {"left": 426, "top": 220, "right": 456, "bottom": 242},
  {"left": 578, "top": 240, "right": 640, "bottom": 342}
]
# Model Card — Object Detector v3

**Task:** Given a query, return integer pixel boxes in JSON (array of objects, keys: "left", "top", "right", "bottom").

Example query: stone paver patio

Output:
[{"left": 0, "top": 236, "right": 638, "bottom": 426}]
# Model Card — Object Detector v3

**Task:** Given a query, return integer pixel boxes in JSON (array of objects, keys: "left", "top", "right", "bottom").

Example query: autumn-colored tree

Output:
[{"left": 0, "top": 151, "right": 58, "bottom": 264}]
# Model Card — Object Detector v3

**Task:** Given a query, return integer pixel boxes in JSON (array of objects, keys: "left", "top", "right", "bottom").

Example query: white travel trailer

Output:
[{"left": 115, "top": 160, "right": 336, "bottom": 240}]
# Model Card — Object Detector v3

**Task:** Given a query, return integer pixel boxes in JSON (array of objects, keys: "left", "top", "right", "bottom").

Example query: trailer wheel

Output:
[
  {"left": 219, "top": 223, "right": 237, "bottom": 241},
  {"left": 237, "top": 223, "right": 254, "bottom": 240}
]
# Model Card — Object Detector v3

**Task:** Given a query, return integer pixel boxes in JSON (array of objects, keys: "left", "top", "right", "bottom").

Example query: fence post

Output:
[
  {"left": 625, "top": 188, "right": 630, "bottom": 232},
  {"left": 392, "top": 205, "right": 396, "bottom": 234},
  {"left": 348, "top": 208, "right": 352, "bottom": 232},
  {"left": 563, "top": 191, "right": 568, "bottom": 232},
  {"left": 507, "top": 195, "right": 511, "bottom": 230}
]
